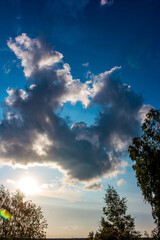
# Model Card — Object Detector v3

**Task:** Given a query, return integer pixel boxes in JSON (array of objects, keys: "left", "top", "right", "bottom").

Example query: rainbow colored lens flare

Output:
[{"left": 0, "top": 208, "right": 11, "bottom": 220}]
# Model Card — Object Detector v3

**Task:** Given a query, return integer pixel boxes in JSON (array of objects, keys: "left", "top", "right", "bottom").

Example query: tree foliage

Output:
[
  {"left": 128, "top": 108, "right": 160, "bottom": 236},
  {"left": 92, "top": 185, "right": 141, "bottom": 240},
  {"left": 88, "top": 231, "right": 94, "bottom": 240},
  {"left": 0, "top": 185, "right": 47, "bottom": 239}
]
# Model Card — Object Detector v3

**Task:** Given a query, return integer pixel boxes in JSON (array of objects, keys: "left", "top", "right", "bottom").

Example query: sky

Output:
[{"left": 0, "top": 0, "right": 160, "bottom": 238}]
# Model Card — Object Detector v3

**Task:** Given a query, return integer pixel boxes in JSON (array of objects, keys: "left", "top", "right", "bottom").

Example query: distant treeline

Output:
[
  {"left": 0, "top": 238, "right": 87, "bottom": 240},
  {"left": 0, "top": 238, "right": 153, "bottom": 240},
  {"left": 47, "top": 238, "right": 152, "bottom": 240},
  {"left": 0, "top": 238, "right": 86, "bottom": 240}
]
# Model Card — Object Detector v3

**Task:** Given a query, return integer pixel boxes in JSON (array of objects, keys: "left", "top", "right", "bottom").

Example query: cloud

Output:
[
  {"left": 6, "top": 175, "right": 81, "bottom": 202},
  {"left": 6, "top": 179, "right": 15, "bottom": 184},
  {"left": 137, "top": 104, "right": 153, "bottom": 123},
  {"left": 103, "top": 161, "right": 128, "bottom": 179},
  {"left": 7, "top": 33, "right": 63, "bottom": 77},
  {"left": 86, "top": 183, "right": 102, "bottom": 190},
  {"left": 82, "top": 177, "right": 102, "bottom": 191},
  {"left": 0, "top": 33, "right": 150, "bottom": 185},
  {"left": 101, "top": 0, "right": 114, "bottom": 6},
  {"left": 3, "top": 65, "right": 11, "bottom": 74},
  {"left": 85, "top": 70, "right": 92, "bottom": 79},
  {"left": 117, "top": 178, "right": 126, "bottom": 186},
  {"left": 39, "top": 179, "right": 82, "bottom": 202},
  {"left": 64, "top": 225, "right": 78, "bottom": 230},
  {"left": 57, "top": 63, "right": 92, "bottom": 107},
  {"left": 82, "top": 62, "right": 89, "bottom": 67},
  {"left": 89, "top": 67, "right": 146, "bottom": 154}
]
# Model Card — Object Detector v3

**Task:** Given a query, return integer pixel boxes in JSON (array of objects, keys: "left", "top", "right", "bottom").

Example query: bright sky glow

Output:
[{"left": 17, "top": 177, "right": 39, "bottom": 195}]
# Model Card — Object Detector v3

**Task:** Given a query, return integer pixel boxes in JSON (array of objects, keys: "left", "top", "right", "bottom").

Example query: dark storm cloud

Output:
[
  {"left": 0, "top": 34, "right": 151, "bottom": 183},
  {"left": 84, "top": 182, "right": 102, "bottom": 191},
  {"left": 69, "top": 67, "right": 146, "bottom": 179},
  {"left": 90, "top": 67, "right": 144, "bottom": 152}
]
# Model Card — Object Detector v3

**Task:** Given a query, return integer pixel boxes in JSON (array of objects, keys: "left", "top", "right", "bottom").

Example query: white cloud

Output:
[
  {"left": 138, "top": 104, "right": 153, "bottom": 123},
  {"left": 58, "top": 63, "right": 92, "bottom": 108},
  {"left": 32, "top": 133, "right": 53, "bottom": 157},
  {"left": 111, "top": 134, "right": 129, "bottom": 152},
  {"left": 117, "top": 178, "right": 126, "bottom": 186},
  {"left": 101, "top": 0, "right": 114, "bottom": 6},
  {"left": 85, "top": 70, "right": 92, "bottom": 79},
  {"left": 6, "top": 179, "right": 15, "bottom": 184},
  {"left": 82, "top": 62, "right": 89, "bottom": 67},
  {"left": 5, "top": 88, "right": 17, "bottom": 105},
  {"left": 60, "top": 174, "right": 79, "bottom": 187},
  {"left": 3, "top": 65, "right": 11, "bottom": 74},
  {"left": 103, "top": 160, "right": 128, "bottom": 179},
  {"left": 7, "top": 33, "right": 63, "bottom": 77},
  {"left": 39, "top": 181, "right": 81, "bottom": 202}
]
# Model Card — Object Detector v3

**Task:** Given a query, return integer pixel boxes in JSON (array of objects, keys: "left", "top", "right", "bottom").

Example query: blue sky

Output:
[{"left": 0, "top": 0, "right": 159, "bottom": 237}]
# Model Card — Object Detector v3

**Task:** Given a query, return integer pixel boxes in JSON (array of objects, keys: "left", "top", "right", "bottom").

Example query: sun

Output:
[{"left": 18, "top": 177, "right": 39, "bottom": 195}]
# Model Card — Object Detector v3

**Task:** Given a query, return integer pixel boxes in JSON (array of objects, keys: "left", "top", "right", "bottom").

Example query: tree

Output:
[
  {"left": 0, "top": 185, "right": 48, "bottom": 239},
  {"left": 128, "top": 108, "right": 160, "bottom": 238},
  {"left": 144, "top": 230, "right": 150, "bottom": 238},
  {"left": 151, "top": 227, "right": 159, "bottom": 240},
  {"left": 88, "top": 231, "right": 94, "bottom": 240},
  {"left": 93, "top": 185, "right": 141, "bottom": 240}
]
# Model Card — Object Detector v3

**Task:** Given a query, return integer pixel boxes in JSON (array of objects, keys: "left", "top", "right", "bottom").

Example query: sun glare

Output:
[{"left": 18, "top": 177, "right": 39, "bottom": 195}]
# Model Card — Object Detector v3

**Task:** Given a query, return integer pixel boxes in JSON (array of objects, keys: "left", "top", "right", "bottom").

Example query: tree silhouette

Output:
[
  {"left": 88, "top": 231, "right": 94, "bottom": 240},
  {"left": 92, "top": 185, "right": 141, "bottom": 240},
  {"left": 128, "top": 108, "right": 160, "bottom": 239},
  {"left": 0, "top": 185, "right": 47, "bottom": 239}
]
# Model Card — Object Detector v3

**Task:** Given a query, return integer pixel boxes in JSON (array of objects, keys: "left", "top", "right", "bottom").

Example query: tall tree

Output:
[
  {"left": 128, "top": 108, "right": 160, "bottom": 239},
  {"left": 0, "top": 185, "right": 48, "bottom": 239},
  {"left": 94, "top": 185, "right": 140, "bottom": 240}
]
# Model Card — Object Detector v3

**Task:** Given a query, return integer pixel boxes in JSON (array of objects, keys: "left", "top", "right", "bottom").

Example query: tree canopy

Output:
[
  {"left": 92, "top": 185, "right": 140, "bottom": 240},
  {"left": 128, "top": 108, "right": 160, "bottom": 238},
  {"left": 0, "top": 185, "right": 47, "bottom": 239}
]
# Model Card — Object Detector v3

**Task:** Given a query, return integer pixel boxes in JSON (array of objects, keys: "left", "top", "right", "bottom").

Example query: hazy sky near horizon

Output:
[{"left": 0, "top": 0, "right": 160, "bottom": 237}]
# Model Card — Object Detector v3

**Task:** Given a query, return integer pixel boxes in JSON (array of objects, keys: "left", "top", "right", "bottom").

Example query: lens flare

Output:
[{"left": 0, "top": 208, "right": 11, "bottom": 220}]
